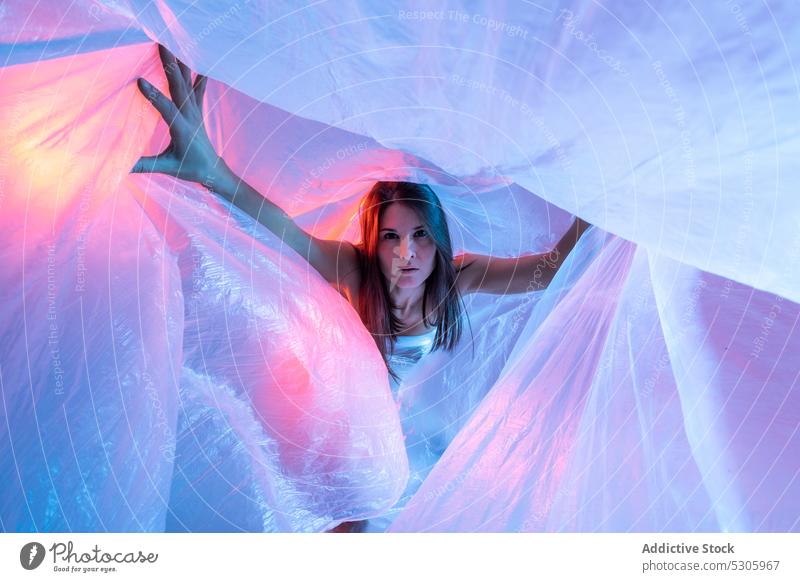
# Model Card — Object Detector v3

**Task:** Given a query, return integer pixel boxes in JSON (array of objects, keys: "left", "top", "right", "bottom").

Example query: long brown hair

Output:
[{"left": 355, "top": 181, "right": 469, "bottom": 380}]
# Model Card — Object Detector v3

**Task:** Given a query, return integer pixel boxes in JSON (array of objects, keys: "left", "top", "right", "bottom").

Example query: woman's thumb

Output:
[{"left": 130, "top": 154, "right": 176, "bottom": 175}]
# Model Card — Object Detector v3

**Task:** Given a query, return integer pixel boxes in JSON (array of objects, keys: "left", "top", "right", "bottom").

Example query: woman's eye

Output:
[
  {"left": 383, "top": 232, "right": 399, "bottom": 240},
  {"left": 415, "top": 230, "right": 428, "bottom": 238}
]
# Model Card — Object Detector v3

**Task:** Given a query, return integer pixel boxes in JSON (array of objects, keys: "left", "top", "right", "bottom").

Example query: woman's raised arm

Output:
[
  {"left": 455, "top": 217, "right": 593, "bottom": 295},
  {"left": 131, "top": 44, "right": 359, "bottom": 291}
]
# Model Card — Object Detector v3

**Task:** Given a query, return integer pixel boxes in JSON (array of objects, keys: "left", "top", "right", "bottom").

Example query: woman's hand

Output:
[{"left": 131, "top": 44, "right": 222, "bottom": 185}]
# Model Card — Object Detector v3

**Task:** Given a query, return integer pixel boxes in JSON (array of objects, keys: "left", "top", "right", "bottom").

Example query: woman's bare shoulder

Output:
[
  {"left": 453, "top": 253, "right": 477, "bottom": 294},
  {"left": 332, "top": 241, "right": 362, "bottom": 307},
  {"left": 453, "top": 253, "right": 473, "bottom": 271},
  {"left": 303, "top": 237, "right": 362, "bottom": 307}
]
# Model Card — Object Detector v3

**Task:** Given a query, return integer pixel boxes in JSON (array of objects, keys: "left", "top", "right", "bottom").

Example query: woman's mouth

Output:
[{"left": 399, "top": 267, "right": 418, "bottom": 273}]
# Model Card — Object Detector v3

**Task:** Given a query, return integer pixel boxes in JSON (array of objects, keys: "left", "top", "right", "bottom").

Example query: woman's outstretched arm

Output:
[
  {"left": 455, "top": 217, "right": 593, "bottom": 295},
  {"left": 131, "top": 44, "right": 358, "bottom": 290}
]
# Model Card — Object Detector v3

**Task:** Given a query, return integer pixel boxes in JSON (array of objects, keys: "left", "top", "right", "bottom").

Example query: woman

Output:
[{"left": 133, "top": 45, "right": 592, "bottom": 530}]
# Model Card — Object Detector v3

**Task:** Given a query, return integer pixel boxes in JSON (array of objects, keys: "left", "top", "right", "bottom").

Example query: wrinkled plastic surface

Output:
[
  {"left": 102, "top": 0, "right": 800, "bottom": 304},
  {"left": 1, "top": 1, "right": 799, "bottom": 532},
  {"left": 0, "top": 37, "right": 408, "bottom": 532}
]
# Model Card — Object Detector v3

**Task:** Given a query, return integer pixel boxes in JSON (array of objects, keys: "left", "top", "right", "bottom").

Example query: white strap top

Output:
[
  {"left": 393, "top": 326, "right": 437, "bottom": 348},
  {"left": 388, "top": 327, "right": 437, "bottom": 388}
]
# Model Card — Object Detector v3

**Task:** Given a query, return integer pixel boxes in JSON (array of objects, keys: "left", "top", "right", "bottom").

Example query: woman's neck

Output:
[{"left": 389, "top": 284, "right": 425, "bottom": 317}]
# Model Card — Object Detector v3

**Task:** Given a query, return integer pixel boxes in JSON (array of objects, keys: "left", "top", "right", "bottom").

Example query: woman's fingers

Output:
[
  {"left": 177, "top": 58, "right": 193, "bottom": 88},
  {"left": 192, "top": 74, "right": 208, "bottom": 113},
  {"left": 157, "top": 44, "right": 190, "bottom": 109},
  {"left": 137, "top": 77, "right": 180, "bottom": 126},
  {"left": 134, "top": 45, "right": 214, "bottom": 179}
]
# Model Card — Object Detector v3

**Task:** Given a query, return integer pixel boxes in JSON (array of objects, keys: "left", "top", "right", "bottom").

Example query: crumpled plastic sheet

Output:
[
  {"left": 1, "top": 0, "right": 798, "bottom": 532},
  {"left": 0, "top": 39, "right": 408, "bottom": 532}
]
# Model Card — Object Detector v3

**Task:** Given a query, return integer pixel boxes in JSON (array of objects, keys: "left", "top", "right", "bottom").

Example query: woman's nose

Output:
[{"left": 399, "top": 236, "right": 416, "bottom": 260}]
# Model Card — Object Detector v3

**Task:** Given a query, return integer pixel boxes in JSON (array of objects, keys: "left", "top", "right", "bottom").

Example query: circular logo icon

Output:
[{"left": 20, "top": 542, "right": 46, "bottom": 570}]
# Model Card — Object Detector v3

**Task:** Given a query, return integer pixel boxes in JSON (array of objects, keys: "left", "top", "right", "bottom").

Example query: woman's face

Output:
[{"left": 377, "top": 202, "right": 437, "bottom": 290}]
